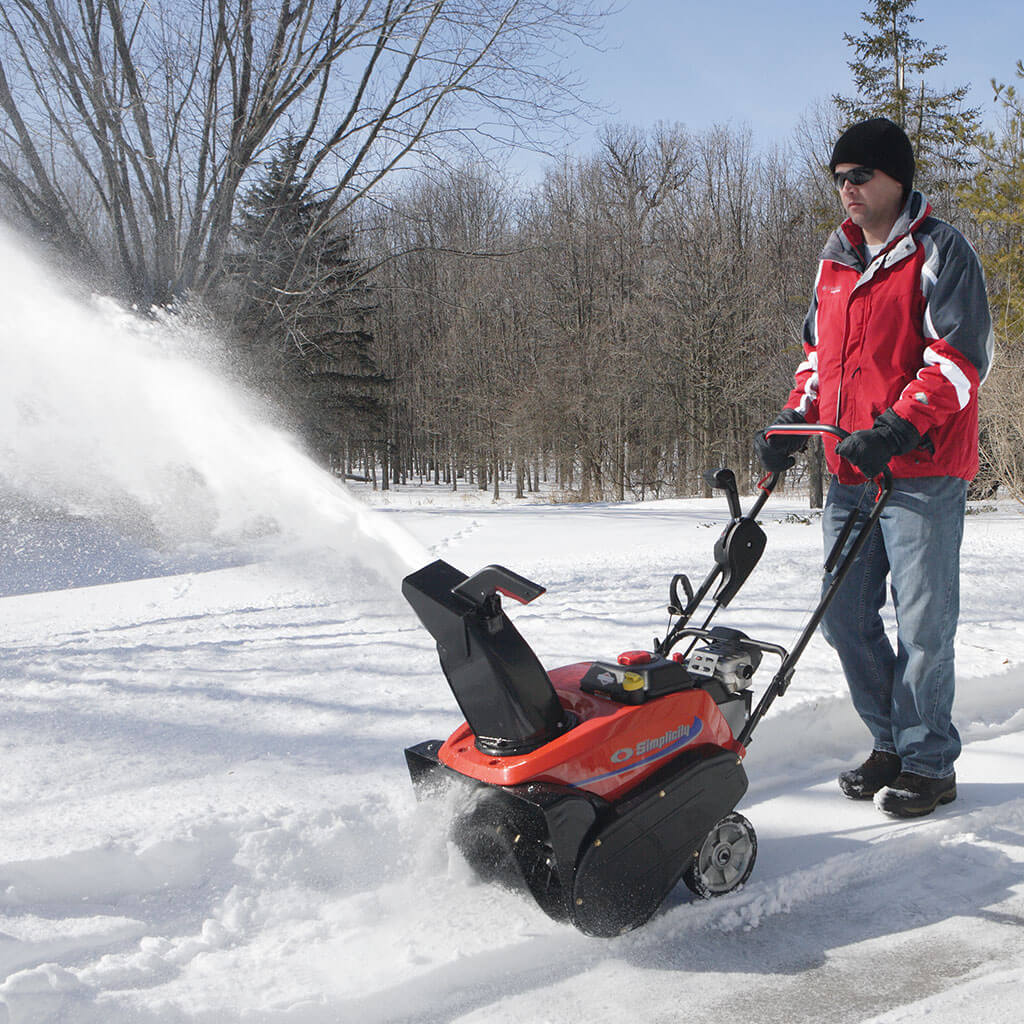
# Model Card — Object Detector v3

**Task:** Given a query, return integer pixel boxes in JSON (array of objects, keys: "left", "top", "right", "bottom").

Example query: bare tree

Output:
[
  {"left": 362, "top": 122, "right": 839, "bottom": 502},
  {"left": 0, "top": 0, "right": 606, "bottom": 305}
]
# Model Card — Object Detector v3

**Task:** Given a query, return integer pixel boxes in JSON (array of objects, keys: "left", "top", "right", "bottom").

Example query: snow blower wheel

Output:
[
  {"left": 403, "top": 425, "right": 893, "bottom": 935},
  {"left": 683, "top": 812, "right": 757, "bottom": 899}
]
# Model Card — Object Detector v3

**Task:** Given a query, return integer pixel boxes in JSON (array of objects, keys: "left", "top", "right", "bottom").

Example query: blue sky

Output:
[{"left": 553, "top": 0, "right": 1022, "bottom": 157}]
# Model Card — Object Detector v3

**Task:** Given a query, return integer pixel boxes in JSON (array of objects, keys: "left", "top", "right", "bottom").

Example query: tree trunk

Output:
[{"left": 808, "top": 442, "right": 825, "bottom": 509}]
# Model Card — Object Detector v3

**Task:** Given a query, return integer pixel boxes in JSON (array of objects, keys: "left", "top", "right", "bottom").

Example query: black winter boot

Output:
[
  {"left": 874, "top": 772, "right": 957, "bottom": 818},
  {"left": 838, "top": 750, "right": 901, "bottom": 800}
]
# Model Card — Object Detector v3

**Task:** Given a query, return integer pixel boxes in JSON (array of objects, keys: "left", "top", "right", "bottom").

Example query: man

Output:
[{"left": 756, "top": 117, "right": 992, "bottom": 818}]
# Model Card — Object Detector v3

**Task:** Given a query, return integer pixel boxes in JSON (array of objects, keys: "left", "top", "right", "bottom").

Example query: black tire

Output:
[{"left": 682, "top": 812, "right": 757, "bottom": 899}]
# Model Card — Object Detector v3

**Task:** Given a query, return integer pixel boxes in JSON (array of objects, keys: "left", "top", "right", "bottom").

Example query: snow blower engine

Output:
[{"left": 403, "top": 425, "right": 891, "bottom": 936}]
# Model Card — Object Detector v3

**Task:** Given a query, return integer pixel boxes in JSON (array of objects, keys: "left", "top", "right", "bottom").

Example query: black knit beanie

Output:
[{"left": 829, "top": 117, "right": 915, "bottom": 193}]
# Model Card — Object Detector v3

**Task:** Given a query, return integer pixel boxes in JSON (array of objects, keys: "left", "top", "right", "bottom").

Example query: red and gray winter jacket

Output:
[{"left": 785, "top": 191, "right": 993, "bottom": 483}]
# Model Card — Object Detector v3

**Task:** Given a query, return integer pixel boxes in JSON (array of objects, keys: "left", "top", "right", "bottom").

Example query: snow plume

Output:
[{"left": 0, "top": 225, "right": 427, "bottom": 591}]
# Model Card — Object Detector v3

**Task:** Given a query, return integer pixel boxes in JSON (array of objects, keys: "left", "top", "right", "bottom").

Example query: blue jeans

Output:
[{"left": 820, "top": 476, "right": 967, "bottom": 779}]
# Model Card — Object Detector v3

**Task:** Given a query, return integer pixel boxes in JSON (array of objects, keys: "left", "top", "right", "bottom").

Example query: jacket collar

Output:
[{"left": 822, "top": 190, "right": 932, "bottom": 269}]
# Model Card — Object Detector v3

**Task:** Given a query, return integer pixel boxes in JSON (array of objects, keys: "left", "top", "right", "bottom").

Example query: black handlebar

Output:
[
  {"left": 765, "top": 422, "right": 894, "bottom": 489},
  {"left": 661, "top": 423, "right": 895, "bottom": 746}
]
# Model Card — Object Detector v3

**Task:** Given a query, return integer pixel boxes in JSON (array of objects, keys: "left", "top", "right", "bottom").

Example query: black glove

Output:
[
  {"left": 754, "top": 409, "right": 807, "bottom": 472},
  {"left": 835, "top": 409, "right": 921, "bottom": 478}
]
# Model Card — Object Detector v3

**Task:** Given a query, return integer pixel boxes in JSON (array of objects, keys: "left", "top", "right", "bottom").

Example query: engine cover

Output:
[{"left": 686, "top": 626, "right": 763, "bottom": 692}]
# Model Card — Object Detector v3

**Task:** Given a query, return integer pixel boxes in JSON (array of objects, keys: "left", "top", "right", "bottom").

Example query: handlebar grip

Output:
[
  {"left": 765, "top": 423, "right": 892, "bottom": 489},
  {"left": 765, "top": 423, "right": 849, "bottom": 443}
]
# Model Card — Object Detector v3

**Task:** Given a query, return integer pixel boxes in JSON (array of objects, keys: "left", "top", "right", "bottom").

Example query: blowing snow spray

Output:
[{"left": 0, "top": 227, "right": 427, "bottom": 589}]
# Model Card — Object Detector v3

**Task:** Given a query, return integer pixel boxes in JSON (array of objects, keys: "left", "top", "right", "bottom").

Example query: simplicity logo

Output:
[{"left": 611, "top": 720, "right": 701, "bottom": 764}]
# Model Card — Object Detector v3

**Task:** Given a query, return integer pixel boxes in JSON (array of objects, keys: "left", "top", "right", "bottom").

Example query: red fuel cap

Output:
[{"left": 617, "top": 650, "right": 652, "bottom": 666}]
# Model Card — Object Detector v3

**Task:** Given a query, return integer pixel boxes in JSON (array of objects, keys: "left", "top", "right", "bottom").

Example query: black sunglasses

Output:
[{"left": 833, "top": 166, "right": 876, "bottom": 189}]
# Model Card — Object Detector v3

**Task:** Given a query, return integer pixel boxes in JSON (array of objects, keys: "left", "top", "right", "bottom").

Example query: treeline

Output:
[
  {"left": 357, "top": 75, "right": 1024, "bottom": 502},
  {"left": 362, "top": 124, "right": 825, "bottom": 499}
]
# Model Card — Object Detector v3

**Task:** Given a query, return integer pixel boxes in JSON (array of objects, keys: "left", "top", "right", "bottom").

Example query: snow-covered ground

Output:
[
  {"left": 2, "top": 227, "right": 1024, "bottom": 1022},
  {"left": 2, "top": 481, "right": 1023, "bottom": 1024}
]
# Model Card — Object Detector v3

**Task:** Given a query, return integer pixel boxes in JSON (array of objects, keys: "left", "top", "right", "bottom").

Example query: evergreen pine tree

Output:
[
  {"left": 834, "top": 0, "right": 980, "bottom": 197},
  {"left": 959, "top": 63, "right": 1024, "bottom": 499},
  {"left": 224, "top": 144, "right": 388, "bottom": 474},
  {"left": 960, "top": 64, "right": 1024, "bottom": 328}
]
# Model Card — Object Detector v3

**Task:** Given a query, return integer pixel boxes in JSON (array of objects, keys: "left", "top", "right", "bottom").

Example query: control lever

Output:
[
  {"left": 668, "top": 573, "right": 694, "bottom": 615},
  {"left": 705, "top": 467, "right": 742, "bottom": 520}
]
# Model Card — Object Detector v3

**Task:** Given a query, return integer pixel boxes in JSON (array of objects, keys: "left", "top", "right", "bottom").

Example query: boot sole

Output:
[{"left": 876, "top": 786, "right": 957, "bottom": 818}]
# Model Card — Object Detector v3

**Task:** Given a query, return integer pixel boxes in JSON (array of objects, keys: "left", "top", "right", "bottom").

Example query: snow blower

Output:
[{"left": 403, "top": 425, "right": 891, "bottom": 936}]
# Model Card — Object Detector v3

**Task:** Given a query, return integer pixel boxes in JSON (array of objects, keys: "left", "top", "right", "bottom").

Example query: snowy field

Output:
[{"left": 3, "top": 227, "right": 1024, "bottom": 1022}]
